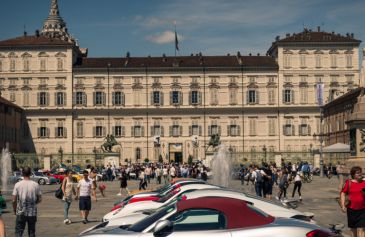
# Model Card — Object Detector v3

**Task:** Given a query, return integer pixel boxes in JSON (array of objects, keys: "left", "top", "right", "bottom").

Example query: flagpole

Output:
[{"left": 174, "top": 21, "right": 177, "bottom": 57}]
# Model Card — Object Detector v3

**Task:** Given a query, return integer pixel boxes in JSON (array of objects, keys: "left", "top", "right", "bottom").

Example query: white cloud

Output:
[{"left": 147, "top": 31, "right": 182, "bottom": 44}]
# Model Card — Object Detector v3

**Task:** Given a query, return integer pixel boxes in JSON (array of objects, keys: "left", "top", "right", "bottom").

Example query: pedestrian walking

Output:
[
  {"left": 277, "top": 169, "right": 289, "bottom": 201},
  {"left": 117, "top": 169, "right": 129, "bottom": 196},
  {"left": 62, "top": 170, "right": 76, "bottom": 224},
  {"left": 12, "top": 167, "right": 42, "bottom": 237},
  {"left": 162, "top": 166, "right": 169, "bottom": 184},
  {"left": 76, "top": 170, "right": 97, "bottom": 224},
  {"left": 155, "top": 166, "right": 162, "bottom": 184},
  {"left": 340, "top": 166, "right": 365, "bottom": 237},
  {"left": 138, "top": 170, "right": 147, "bottom": 190},
  {"left": 291, "top": 171, "right": 302, "bottom": 201}
]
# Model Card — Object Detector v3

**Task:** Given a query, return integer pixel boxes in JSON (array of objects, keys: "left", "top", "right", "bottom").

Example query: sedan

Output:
[{"left": 80, "top": 197, "right": 334, "bottom": 237}]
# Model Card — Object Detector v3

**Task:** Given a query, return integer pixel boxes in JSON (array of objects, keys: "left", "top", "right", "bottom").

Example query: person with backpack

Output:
[
  {"left": 291, "top": 171, "right": 302, "bottom": 201},
  {"left": 252, "top": 165, "right": 265, "bottom": 197},
  {"left": 61, "top": 170, "right": 76, "bottom": 224}
]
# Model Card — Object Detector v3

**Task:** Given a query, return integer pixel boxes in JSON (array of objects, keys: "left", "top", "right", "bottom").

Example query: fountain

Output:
[
  {"left": 1, "top": 144, "right": 12, "bottom": 192},
  {"left": 211, "top": 145, "right": 232, "bottom": 187}
]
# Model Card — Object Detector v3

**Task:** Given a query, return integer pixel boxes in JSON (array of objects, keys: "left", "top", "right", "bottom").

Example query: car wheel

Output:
[{"left": 38, "top": 179, "right": 46, "bottom": 185}]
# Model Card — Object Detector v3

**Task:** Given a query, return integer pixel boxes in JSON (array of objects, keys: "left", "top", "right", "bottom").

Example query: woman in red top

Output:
[{"left": 340, "top": 166, "right": 365, "bottom": 237}]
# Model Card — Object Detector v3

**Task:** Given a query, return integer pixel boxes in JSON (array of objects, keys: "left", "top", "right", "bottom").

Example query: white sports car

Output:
[{"left": 79, "top": 197, "right": 334, "bottom": 237}]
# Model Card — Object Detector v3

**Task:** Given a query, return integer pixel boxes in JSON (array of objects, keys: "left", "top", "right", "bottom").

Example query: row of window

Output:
[
  {"left": 0, "top": 58, "right": 64, "bottom": 72},
  {"left": 283, "top": 53, "right": 353, "bottom": 68},
  {"left": 36, "top": 123, "right": 312, "bottom": 139}
]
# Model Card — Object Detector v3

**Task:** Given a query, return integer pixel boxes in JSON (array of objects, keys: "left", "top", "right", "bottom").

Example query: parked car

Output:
[
  {"left": 18, "top": 171, "right": 58, "bottom": 185},
  {"left": 80, "top": 197, "right": 334, "bottom": 237},
  {"left": 103, "top": 183, "right": 220, "bottom": 221},
  {"left": 112, "top": 179, "right": 206, "bottom": 210},
  {"left": 48, "top": 171, "right": 66, "bottom": 183},
  {"left": 8, "top": 171, "right": 22, "bottom": 184}
]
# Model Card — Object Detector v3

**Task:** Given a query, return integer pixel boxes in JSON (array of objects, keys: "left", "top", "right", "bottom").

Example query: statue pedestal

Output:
[{"left": 104, "top": 156, "right": 119, "bottom": 167}]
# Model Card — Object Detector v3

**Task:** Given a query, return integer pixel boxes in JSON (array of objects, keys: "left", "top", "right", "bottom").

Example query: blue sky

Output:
[{"left": 0, "top": 0, "right": 364, "bottom": 57}]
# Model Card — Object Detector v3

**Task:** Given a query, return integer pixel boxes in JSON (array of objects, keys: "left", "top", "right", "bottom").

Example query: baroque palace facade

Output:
[{"left": 0, "top": 0, "right": 361, "bottom": 164}]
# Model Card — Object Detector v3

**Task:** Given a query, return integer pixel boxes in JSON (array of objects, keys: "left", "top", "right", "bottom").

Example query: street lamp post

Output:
[
  {"left": 58, "top": 146, "right": 63, "bottom": 165},
  {"left": 262, "top": 145, "right": 267, "bottom": 163},
  {"left": 93, "top": 146, "right": 97, "bottom": 168}
]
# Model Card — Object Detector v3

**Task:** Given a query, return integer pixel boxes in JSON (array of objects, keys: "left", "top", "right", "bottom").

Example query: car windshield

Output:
[
  {"left": 127, "top": 203, "right": 176, "bottom": 232},
  {"left": 155, "top": 183, "right": 172, "bottom": 194}
]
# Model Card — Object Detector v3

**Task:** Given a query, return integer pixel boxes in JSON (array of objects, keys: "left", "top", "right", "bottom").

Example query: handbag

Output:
[{"left": 55, "top": 179, "right": 66, "bottom": 199}]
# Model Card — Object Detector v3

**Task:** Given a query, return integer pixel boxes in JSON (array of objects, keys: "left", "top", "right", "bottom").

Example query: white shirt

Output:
[{"left": 77, "top": 179, "right": 93, "bottom": 197}]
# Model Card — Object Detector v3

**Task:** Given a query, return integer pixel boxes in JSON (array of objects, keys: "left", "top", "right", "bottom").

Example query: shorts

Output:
[{"left": 79, "top": 196, "right": 91, "bottom": 211}]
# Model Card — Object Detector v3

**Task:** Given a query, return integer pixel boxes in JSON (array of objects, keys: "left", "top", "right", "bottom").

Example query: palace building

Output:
[{"left": 0, "top": 0, "right": 361, "bottom": 164}]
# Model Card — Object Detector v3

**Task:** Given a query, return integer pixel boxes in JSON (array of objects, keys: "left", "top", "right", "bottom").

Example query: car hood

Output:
[{"left": 79, "top": 225, "right": 137, "bottom": 236}]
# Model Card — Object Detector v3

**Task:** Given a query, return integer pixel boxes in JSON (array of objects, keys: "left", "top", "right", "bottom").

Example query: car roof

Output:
[{"left": 177, "top": 197, "right": 274, "bottom": 229}]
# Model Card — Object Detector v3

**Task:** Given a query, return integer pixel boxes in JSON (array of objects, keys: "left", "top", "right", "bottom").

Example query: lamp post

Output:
[
  {"left": 93, "top": 146, "right": 97, "bottom": 168},
  {"left": 313, "top": 132, "right": 325, "bottom": 178},
  {"left": 58, "top": 146, "right": 63, "bottom": 165},
  {"left": 262, "top": 145, "right": 267, "bottom": 163}
]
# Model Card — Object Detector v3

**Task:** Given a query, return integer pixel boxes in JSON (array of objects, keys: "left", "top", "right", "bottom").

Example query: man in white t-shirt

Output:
[
  {"left": 76, "top": 170, "right": 96, "bottom": 224},
  {"left": 12, "top": 167, "right": 42, "bottom": 237}
]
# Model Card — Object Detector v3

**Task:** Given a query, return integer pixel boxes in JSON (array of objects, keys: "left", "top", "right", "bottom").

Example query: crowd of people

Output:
[{"left": 3, "top": 160, "right": 365, "bottom": 237}]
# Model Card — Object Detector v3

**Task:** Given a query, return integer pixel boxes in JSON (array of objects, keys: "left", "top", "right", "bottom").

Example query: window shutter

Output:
[
  {"left": 189, "top": 126, "right": 192, "bottom": 136},
  {"left": 308, "top": 125, "right": 311, "bottom": 136},
  {"left": 122, "top": 92, "right": 125, "bottom": 106},
  {"left": 103, "top": 92, "right": 106, "bottom": 106},
  {"left": 64, "top": 127, "right": 67, "bottom": 138},
  {"left": 218, "top": 126, "right": 221, "bottom": 135},
  {"left": 54, "top": 127, "right": 58, "bottom": 138},
  {"left": 102, "top": 126, "right": 106, "bottom": 136},
  {"left": 160, "top": 92, "right": 164, "bottom": 105},
  {"left": 150, "top": 126, "right": 154, "bottom": 136},
  {"left": 93, "top": 127, "right": 96, "bottom": 137},
  {"left": 150, "top": 92, "right": 154, "bottom": 105},
  {"left": 227, "top": 125, "right": 231, "bottom": 136},
  {"left": 64, "top": 93, "right": 67, "bottom": 106},
  {"left": 131, "top": 126, "right": 134, "bottom": 137},
  {"left": 161, "top": 126, "right": 164, "bottom": 137},
  {"left": 141, "top": 126, "right": 145, "bottom": 137},
  {"left": 292, "top": 125, "right": 295, "bottom": 136},
  {"left": 121, "top": 126, "right": 125, "bottom": 136},
  {"left": 46, "top": 128, "right": 50, "bottom": 138},
  {"left": 282, "top": 90, "right": 285, "bottom": 103},
  {"left": 72, "top": 92, "right": 76, "bottom": 106},
  {"left": 292, "top": 90, "right": 295, "bottom": 104},
  {"left": 189, "top": 91, "right": 192, "bottom": 105},
  {"left": 283, "top": 125, "right": 286, "bottom": 136},
  {"left": 208, "top": 126, "right": 211, "bottom": 136},
  {"left": 179, "top": 126, "right": 183, "bottom": 136},
  {"left": 112, "top": 126, "right": 115, "bottom": 136},
  {"left": 112, "top": 92, "right": 115, "bottom": 105},
  {"left": 54, "top": 93, "right": 57, "bottom": 106},
  {"left": 169, "top": 126, "right": 172, "bottom": 136},
  {"left": 93, "top": 92, "right": 96, "bottom": 106},
  {"left": 256, "top": 91, "right": 259, "bottom": 104},
  {"left": 246, "top": 91, "right": 249, "bottom": 104},
  {"left": 37, "top": 128, "right": 40, "bottom": 137},
  {"left": 170, "top": 91, "right": 173, "bottom": 105},
  {"left": 238, "top": 125, "right": 241, "bottom": 136},
  {"left": 83, "top": 93, "right": 87, "bottom": 106},
  {"left": 298, "top": 125, "right": 302, "bottom": 136},
  {"left": 198, "top": 92, "right": 202, "bottom": 105},
  {"left": 46, "top": 93, "right": 50, "bottom": 106},
  {"left": 199, "top": 126, "right": 202, "bottom": 136},
  {"left": 179, "top": 91, "right": 183, "bottom": 105}
]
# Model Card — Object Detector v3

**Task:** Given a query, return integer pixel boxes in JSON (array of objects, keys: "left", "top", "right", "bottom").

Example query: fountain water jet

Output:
[
  {"left": 1, "top": 144, "right": 12, "bottom": 192},
  {"left": 211, "top": 145, "right": 232, "bottom": 187}
]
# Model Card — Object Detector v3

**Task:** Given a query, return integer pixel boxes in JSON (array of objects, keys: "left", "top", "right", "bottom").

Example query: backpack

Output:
[
  {"left": 255, "top": 170, "right": 263, "bottom": 183},
  {"left": 55, "top": 179, "right": 67, "bottom": 199}
]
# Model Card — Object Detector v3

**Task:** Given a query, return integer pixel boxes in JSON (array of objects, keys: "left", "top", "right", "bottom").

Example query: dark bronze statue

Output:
[
  {"left": 101, "top": 134, "right": 119, "bottom": 152},
  {"left": 206, "top": 134, "right": 220, "bottom": 151}
]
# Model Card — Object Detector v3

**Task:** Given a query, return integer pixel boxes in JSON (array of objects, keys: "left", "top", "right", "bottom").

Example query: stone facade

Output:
[{"left": 0, "top": 1, "right": 361, "bottom": 164}]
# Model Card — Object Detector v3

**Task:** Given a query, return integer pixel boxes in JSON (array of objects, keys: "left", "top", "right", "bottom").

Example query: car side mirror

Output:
[{"left": 153, "top": 220, "right": 173, "bottom": 237}]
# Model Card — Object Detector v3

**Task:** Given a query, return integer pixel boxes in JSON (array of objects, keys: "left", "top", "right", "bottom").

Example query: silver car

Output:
[
  {"left": 19, "top": 171, "right": 58, "bottom": 185},
  {"left": 79, "top": 197, "right": 334, "bottom": 237}
]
